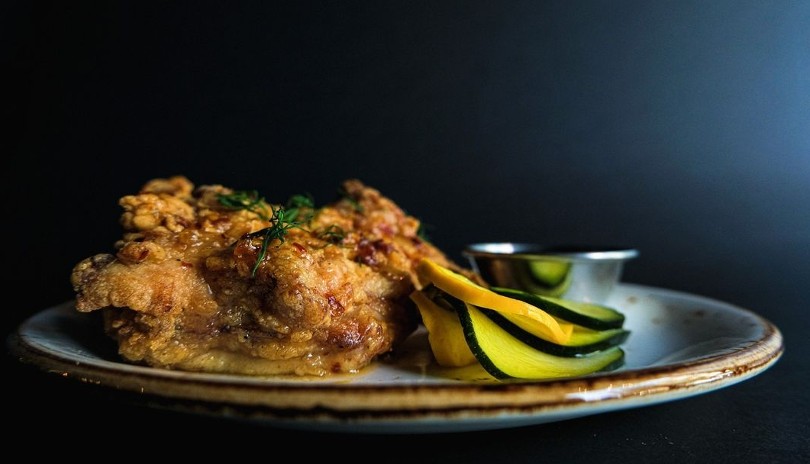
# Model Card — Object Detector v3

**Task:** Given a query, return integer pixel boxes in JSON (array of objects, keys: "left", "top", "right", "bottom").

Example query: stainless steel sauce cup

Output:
[{"left": 462, "top": 243, "right": 639, "bottom": 304}]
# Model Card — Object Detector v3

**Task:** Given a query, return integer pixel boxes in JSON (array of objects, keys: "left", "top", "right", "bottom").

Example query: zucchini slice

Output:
[
  {"left": 483, "top": 309, "right": 630, "bottom": 356},
  {"left": 410, "top": 289, "right": 477, "bottom": 367},
  {"left": 528, "top": 260, "right": 571, "bottom": 287},
  {"left": 491, "top": 286, "right": 625, "bottom": 330},
  {"left": 416, "top": 259, "right": 573, "bottom": 343},
  {"left": 458, "top": 303, "right": 625, "bottom": 380},
  {"left": 425, "top": 284, "right": 629, "bottom": 356},
  {"left": 520, "top": 260, "right": 573, "bottom": 297}
]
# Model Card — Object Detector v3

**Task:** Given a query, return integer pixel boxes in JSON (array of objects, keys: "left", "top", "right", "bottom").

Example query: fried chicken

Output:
[{"left": 71, "top": 176, "right": 467, "bottom": 376}]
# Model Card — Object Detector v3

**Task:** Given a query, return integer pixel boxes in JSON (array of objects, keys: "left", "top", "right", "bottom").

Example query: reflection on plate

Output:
[{"left": 10, "top": 284, "right": 782, "bottom": 434}]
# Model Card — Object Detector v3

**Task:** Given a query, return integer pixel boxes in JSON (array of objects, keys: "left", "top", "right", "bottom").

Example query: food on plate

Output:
[
  {"left": 410, "top": 258, "right": 627, "bottom": 380},
  {"left": 415, "top": 258, "right": 574, "bottom": 343},
  {"left": 525, "top": 260, "right": 573, "bottom": 296},
  {"left": 71, "top": 176, "right": 470, "bottom": 376},
  {"left": 490, "top": 286, "right": 626, "bottom": 331}
]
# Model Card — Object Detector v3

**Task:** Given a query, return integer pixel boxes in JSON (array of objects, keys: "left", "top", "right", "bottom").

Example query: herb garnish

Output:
[
  {"left": 283, "top": 193, "right": 315, "bottom": 223},
  {"left": 217, "top": 190, "right": 319, "bottom": 277},
  {"left": 315, "top": 224, "right": 347, "bottom": 244},
  {"left": 216, "top": 190, "right": 270, "bottom": 220},
  {"left": 417, "top": 221, "right": 433, "bottom": 243},
  {"left": 246, "top": 206, "right": 305, "bottom": 276}
]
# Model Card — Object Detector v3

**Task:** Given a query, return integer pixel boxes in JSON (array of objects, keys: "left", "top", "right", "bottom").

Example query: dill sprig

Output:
[
  {"left": 283, "top": 193, "right": 315, "bottom": 223},
  {"left": 216, "top": 190, "right": 271, "bottom": 220},
  {"left": 417, "top": 221, "right": 432, "bottom": 243},
  {"left": 218, "top": 190, "right": 317, "bottom": 276},
  {"left": 314, "top": 224, "right": 347, "bottom": 244},
  {"left": 246, "top": 206, "right": 304, "bottom": 276}
]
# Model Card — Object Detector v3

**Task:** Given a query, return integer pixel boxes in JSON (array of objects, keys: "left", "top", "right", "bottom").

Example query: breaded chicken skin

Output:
[{"left": 71, "top": 176, "right": 466, "bottom": 376}]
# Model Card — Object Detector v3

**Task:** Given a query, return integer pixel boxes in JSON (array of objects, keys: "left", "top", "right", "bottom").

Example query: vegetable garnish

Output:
[
  {"left": 410, "top": 289, "right": 477, "bottom": 367},
  {"left": 491, "top": 286, "right": 625, "bottom": 331},
  {"left": 456, "top": 302, "right": 625, "bottom": 380},
  {"left": 411, "top": 259, "right": 629, "bottom": 380},
  {"left": 416, "top": 259, "right": 573, "bottom": 344}
]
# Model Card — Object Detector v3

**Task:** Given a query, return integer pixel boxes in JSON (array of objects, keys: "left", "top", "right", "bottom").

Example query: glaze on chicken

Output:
[{"left": 71, "top": 176, "right": 466, "bottom": 376}]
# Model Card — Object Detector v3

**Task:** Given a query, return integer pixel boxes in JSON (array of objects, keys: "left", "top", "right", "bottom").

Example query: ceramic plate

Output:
[{"left": 10, "top": 283, "right": 782, "bottom": 434}]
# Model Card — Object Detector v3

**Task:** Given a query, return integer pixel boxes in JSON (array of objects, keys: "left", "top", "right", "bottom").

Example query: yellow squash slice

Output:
[
  {"left": 410, "top": 290, "right": 477, "bottom": 367},
  {"left": 416, "top": 259, "right": 573, "bottom": 344}
]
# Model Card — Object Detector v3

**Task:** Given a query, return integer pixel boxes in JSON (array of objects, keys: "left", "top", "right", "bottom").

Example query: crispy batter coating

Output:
[{"left": 71, "top": 176, "right": 468, "bottom": 376}]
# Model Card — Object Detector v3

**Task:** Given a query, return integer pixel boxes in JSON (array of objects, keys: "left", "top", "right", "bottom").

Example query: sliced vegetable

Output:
[
  {"left": 458, "top": 303, "right": 625, "bottom": 380},
  {"left": 491, "top": 286, "right": 625, "bottom": 331},
  {"left": 528, "top": 260, "right": 571, "bottom": 287},
  {"left": 412, "top": 259, "right": 629, "bottom": 380},
  {"left": 416, "top": 259, "right": 573, "bottom": 344},
  {"left": 484, "top": 309, "right": 630, "bottom": 356},
  {"left": 521, "top": 260, "right": 572, "bottom": 297},
  {"left": 424, "top": 284, "right": 629, "bottom": 356},
  {"left": 410, "top": 290, "right": 477, "bottom": 367}
]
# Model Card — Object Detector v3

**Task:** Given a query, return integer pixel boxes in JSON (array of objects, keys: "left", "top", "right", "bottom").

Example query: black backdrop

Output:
[{"left": 6, "top": 1, "right": 809, "bottom": 461}]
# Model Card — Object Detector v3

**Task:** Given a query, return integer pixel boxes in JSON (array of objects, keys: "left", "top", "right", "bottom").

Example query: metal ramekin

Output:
[{"left": 462, "top": 243, "right": 639, "bottom": 304}]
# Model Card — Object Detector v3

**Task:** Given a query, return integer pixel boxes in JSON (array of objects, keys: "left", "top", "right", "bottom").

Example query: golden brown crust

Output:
[{"left": 71, "top": 176, "right": 467, "bottom": 376}]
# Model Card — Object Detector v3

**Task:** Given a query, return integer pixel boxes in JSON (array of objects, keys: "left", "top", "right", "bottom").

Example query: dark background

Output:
[{"left": 5, "top": 1, "right": 809, "bottom": 461}]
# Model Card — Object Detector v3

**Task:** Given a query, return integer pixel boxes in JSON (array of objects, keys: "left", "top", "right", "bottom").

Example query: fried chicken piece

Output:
[{"left": 71, "top": 176, "right": 468, "bottom": 376}]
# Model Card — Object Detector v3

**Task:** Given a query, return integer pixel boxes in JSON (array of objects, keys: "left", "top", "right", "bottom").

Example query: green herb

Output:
[
  {"left": 216, "top": 190, "right": 271, "bottom": 220},
  {"left": 403, "top": 207, "right": 433, "bottom": 243},
  {"left": 417, "top": 221, "right": 433, "bottom": 243},
  {"left": 219, "top": 188, "right": 352, "bottom": 276},
  {"left": 284, "top": 193, "right": 315, "bottom": 223},
  {"left": 231, "top": 191, "right": 319, "bottom": 276},
  {"left": 247, "top": 206, "right": 305, "bottom": 276},
  {"left": 315, "top": 224, "right": 347, "bottom": 244}
]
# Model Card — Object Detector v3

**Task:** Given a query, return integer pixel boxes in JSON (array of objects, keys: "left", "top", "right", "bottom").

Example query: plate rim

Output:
[{"left": 9, "top": 283, "right": 784, "bottom": 432}]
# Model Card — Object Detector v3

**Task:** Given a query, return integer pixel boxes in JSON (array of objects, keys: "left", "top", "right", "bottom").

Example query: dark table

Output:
[{"left": 6, "top": 1, "right": 808, "bottom": 461}]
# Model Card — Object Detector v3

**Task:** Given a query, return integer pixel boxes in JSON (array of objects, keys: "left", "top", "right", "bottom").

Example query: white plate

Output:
[{"left": 10, "top": 283, "right": 782, "bottom": 434}]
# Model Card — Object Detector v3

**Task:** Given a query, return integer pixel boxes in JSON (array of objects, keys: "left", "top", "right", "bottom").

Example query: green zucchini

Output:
[
  {"left": 424, "top": 284, "right": 629, "bottom": 355},
  {"left": 458, "top": 303, "right": 625, "bottom": 380},
  {"left": 483, "top": 308, "right": 630, "bottom": 356},
  {"left": 528, "top": 260, "right": 571, "bottom": 287},
  {"left": 520, "top": 260, "right": 572, "bottom": 297},
  {"left": 491, "top": 286, "right": 625, "bottom": 330}
]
